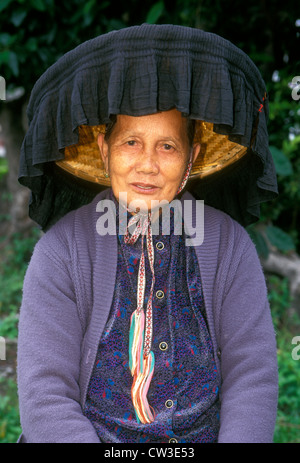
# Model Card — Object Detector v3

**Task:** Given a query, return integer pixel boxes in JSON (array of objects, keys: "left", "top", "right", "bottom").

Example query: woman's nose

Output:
[{"left": 135, "top": 146, "right": 159, "bottom": 174}]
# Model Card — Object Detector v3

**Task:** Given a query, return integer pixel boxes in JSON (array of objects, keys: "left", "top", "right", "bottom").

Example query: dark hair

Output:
[
  {"left": 104, "top": 115, "right": 117, "bottom": 141},
  {"left": 186, "top": 117, "right": 196, "bottom": 148},
  {"left": 105, "top": 113, "right": 196, "bottom": 148}
]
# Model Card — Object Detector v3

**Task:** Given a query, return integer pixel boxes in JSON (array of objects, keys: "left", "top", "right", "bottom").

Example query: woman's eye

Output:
[
  {"left": 162, "top": 144, "right": 174, "bottom": 151},
  {"left": 126, "top": 140, "right": 136, "bottom": 146}
]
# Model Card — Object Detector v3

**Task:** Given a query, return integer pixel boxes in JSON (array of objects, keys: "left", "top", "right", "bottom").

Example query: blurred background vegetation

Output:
[{"left": 0, "top": 0, "right": 300, "bottom": 443}]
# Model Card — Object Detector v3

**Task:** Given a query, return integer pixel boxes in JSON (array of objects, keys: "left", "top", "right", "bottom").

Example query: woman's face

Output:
[{"left": 97, "top": 109, "right": 200, "bottom": 211}]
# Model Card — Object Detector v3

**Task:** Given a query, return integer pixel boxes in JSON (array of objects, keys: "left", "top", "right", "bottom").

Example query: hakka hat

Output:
[{"left": 19, "top": 23, "right": 278, "bottom": 230}]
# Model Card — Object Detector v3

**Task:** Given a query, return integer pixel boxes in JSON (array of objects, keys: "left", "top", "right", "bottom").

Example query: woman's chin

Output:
[{"left": 113, "top": 183, "right": 179, "bottom": 214}]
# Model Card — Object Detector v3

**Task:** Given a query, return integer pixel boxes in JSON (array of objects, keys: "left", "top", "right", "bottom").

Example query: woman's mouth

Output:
[{"left": 130, "top": 183, "right": 159, "bottom": 194}]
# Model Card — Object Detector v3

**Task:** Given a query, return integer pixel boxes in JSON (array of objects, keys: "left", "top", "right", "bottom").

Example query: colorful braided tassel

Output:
[
  {"left": 125, "top": 154, "right": 192, "bottom": 424},
  {"left": 129, "top": 310, "right": 155, "bottom": 423},
  {"left": 125, "top": 211, "right": 156, "bottom": 424}
]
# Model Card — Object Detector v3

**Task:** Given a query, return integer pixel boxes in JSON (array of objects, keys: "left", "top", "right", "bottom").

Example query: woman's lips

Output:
[{"left": 130, "top": 182, "right": 160, "bottom": 194}]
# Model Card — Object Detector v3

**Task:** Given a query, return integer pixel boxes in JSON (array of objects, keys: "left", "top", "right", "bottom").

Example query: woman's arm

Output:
[
  {"left": 217, "top": 238, "right": 278, "bottom": 443},
  {"left": 17, "top": 236, "right": 100, "bottom": 443}
]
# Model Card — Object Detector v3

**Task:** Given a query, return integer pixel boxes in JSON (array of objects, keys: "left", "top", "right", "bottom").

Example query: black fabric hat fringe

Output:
[{"left": 19, "top": 24, "right": 278, "bottom": 230}]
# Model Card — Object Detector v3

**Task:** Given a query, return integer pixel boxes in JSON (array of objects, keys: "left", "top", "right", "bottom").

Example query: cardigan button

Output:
[
  {"left": 156, "top": 290, "right": 164, "bottom": 299},
  {"left": 156, "top": 241, "right": 164, "bottom": 250},
  {"left": 169, "top": 438, "right": 178, "bottom": 443},
  {"left": 165, "top": 399, "right": 174, "bottom": 408},
  {"left": 159, "top": 341, "right": 168, "bottom": 351}
]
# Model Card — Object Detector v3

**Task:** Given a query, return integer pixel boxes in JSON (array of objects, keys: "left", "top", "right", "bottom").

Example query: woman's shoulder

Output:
[
  {"left": 205, "top": 203, "right": 251, "bottom": 245},
  {"left": 33, "top": 189, "right": 111, "bottom": 260},
  {"left": 182, "top": 191, "right": 253, "bottom": 252}
]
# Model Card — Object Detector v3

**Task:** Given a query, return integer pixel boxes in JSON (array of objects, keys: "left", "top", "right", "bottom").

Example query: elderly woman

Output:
[{"left": 17, "top": 24, "right": 278, "bottom": 443}]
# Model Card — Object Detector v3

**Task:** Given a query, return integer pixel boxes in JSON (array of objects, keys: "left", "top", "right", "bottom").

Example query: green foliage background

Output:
[{"left": 0, "top": 0, "right": 300, "bottom": 443}]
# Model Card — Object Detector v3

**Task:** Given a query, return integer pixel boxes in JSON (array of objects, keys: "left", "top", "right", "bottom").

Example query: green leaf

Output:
[
  {"left": 29, "top": 0, "right": 47, "bottom": 11},
  {"left": 0, "top": 50, "right": 10, "bottom": 65},
  {"left": 266, "top": 225, "right": 295, "bottom": 253},
  {"left": 0, "top": 0, "right": 13, "bottom": 13},
  {"left": 11, "top": 9, "right": 27, "bottom": 27},
  {"left": 83, "top": 0, "right": 96, "bottom": 14},
  {"left": 26, "top": 37, "right": 38, "bottom": 52},
  {"left": 0, "top": 33, "right": 11, "bottom": 46},
  {"left": 269, "top": 145, "right": 293, "bottom": 176},
  {"left": 282, "top": 135, "right": 300, "bottom": 156},
  {"left": 146, "top": 1, "right": 164, "bottom": 24},
  {"left": 8, "top": 51, "right": 19, "bottom": 77},
  {"left": 0, "top": 314, "right": 19, "bottom": 338}
]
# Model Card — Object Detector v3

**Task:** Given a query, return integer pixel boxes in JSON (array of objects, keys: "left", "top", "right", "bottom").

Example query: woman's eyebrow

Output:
[{"left": 118, "top": 130, "right": 183, "bottom": 144}]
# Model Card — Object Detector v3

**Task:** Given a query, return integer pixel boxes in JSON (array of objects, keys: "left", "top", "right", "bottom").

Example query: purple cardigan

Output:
[{"left": 17, "top": 190, "right": 278, "bottom": 443}]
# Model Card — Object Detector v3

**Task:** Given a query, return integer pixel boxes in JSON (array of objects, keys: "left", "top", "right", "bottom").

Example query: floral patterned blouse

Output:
[{"left": 84, "top": 197, "right": 220, "bottom": 443}]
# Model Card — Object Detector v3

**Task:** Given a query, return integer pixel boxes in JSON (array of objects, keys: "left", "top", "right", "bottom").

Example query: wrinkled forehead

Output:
[{"left": 105, "top": 110, "right": 196, "bottom": 147}]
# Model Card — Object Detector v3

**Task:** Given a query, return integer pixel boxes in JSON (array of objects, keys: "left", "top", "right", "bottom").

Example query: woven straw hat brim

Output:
[
  {"left": 18, "top": 24, "right": 278, "bottom": 230},
  {"left": 56, "top": 121, "right": 248, "bottom": 187}
]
